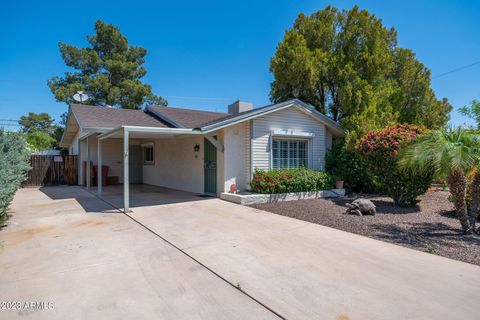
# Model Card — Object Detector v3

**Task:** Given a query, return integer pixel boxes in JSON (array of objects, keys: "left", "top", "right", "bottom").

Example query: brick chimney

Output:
[{"left": 228, "top": 100, "right": 253, "bottom": 114}]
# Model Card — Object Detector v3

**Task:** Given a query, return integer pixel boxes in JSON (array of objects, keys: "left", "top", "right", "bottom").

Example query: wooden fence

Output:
[{"left": 24, "top": 155, "right": 77, "bottom": 187}]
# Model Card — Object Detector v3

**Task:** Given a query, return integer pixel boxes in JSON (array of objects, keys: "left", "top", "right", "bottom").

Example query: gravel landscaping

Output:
[{"left": 251, "top": 190, "right": 480, "bottom": 266}]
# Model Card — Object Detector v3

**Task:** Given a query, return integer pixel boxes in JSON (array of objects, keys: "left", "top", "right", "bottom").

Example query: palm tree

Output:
[{"left": 400, "top": 127, "right": 480, "bottom": 234}]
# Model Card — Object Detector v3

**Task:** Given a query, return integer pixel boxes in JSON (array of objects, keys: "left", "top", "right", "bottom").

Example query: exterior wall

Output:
[
  {"left": 77, "top": 136, "right": 138, "bottom": 185},
  {"left": 69, "top": 131, "right": 80, "bottom": 155},
  {"left": 244, "top": 121, "right": 251, "bottom": 186},
  {"left": 223, "top": 123, "right": 248, "bottom": 192},
  {"left": 251, "top": 106, "right": 327, "bottom": 171},
  {"left": 215, "top": 131, "right": 225, "bottom": 196},
  {"left": 142, "top": 136, "right": 205, "bottom": 194}
]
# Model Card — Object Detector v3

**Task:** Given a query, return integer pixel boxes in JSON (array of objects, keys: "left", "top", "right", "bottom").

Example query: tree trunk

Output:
[
  {"left": 468, "top": 171, "right": 480, "bottom": 233},
  {"left": 447, "top": 169, "right": 472, "bottom": 234}
]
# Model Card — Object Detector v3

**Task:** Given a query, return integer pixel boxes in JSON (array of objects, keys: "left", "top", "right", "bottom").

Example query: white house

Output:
[{"left": 60, "top": 99, "right": 344, "bottom": 211}]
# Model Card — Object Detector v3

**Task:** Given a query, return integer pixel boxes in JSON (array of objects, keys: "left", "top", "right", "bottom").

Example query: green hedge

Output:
[
  {"left": 0, "top": 130, "right": 31, "bottom": 221},
  {"left": 250, "top": 168, "right": 333, "bottom": 194},
  {"left": 325, "top": 141, "right": 374, "bottom": 192}
]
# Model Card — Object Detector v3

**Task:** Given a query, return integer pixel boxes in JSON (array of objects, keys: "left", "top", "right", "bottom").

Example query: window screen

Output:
[{"left": 272, "top": 139, "right": 308, "bottom": 169}]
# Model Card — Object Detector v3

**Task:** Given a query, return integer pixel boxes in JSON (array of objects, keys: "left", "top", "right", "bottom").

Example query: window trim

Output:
[
  {"left": 270, "top": 136, "right": 311, "bottom": 170},
  {"left": 141, "top": 142, "right": 155, "bottom": 165}
]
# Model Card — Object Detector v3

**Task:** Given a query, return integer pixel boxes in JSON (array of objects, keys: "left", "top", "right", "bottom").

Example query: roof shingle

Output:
[
  {"left": 71, "top": 104, "right": 170, "bottom": 129},
  {"left": 147, "top": 105, "right": 229, "bottom": 128}
]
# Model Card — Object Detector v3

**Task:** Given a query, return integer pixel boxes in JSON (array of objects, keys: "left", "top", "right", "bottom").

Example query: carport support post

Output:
[
  {"left": 123, "top": 128, "right": 129, "bottom": 213},
  {"left": 97, "top": 139, "right": 102, "bottom": 196},
  {"left": 86, "top": 136, "right": 90, "bottom": 191}
]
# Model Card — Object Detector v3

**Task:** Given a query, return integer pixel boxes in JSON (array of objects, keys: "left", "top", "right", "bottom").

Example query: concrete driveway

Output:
[
  {"left": 1, "top": 186, "right": 480, "bottom": 319},
  {"left": 0, "top": 187, "right": 277, "bottom": 320}
]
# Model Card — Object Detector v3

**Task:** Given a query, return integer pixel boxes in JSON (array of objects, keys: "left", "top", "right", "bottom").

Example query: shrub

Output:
[
  {"left": 0, "top": 130, "right": 31, "bottom": 221},
  {"left": 325, "top": 141, "right": 374, "bottom": 192},
  {"left": 356, "top": 124, "right": 433, "bottom": 206},
  {"left": 250, "top": 168, "right": 333, "bottom": 194}
]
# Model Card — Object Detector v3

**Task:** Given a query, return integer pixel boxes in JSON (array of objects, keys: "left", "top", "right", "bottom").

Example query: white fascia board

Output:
[
  {"left": 83, "top": 127, "right": 115, "bottom": 132},
  {"left": 70, "top": 107, "right": 84, "bottom": 128},
  {"left": 122, "top": 126, "right": 200, "bottom": 134},
  {"left": 97, "top": 127, "right": 124, "bottom": 140},
  {"left": 78, "top": 131, "right": 99, "bottom": 140},
  {"left": 59, "top": 109, "right": 73, "bottom": 148},
  {"left": 60, "top": 106, "right": 86, "bottom": 148},
  {"left": 98, "top": 126, "right": 200, "bottom": 140}
]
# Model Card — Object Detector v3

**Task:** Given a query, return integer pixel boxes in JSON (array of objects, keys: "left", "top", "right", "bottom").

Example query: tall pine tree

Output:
[{"left": 48, "top": 20, "right": 166, "bottom": 109}]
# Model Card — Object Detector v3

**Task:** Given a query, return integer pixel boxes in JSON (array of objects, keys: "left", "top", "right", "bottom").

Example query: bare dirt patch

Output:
[{"left": 251, "top": 190, "right": 480, "bottom": 266}]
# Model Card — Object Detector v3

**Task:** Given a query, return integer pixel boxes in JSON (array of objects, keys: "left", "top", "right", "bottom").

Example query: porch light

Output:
[{"left": 194, "top": 144, "right": 200, "bottom": 152}]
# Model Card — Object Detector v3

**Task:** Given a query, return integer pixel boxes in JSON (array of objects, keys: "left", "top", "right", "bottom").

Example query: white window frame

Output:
[
  {"left": 141, "top": 142, "right": 155, "bottom": 165},
  {"left": 270, "top": 136, "right": 310, "bottom": 169}
]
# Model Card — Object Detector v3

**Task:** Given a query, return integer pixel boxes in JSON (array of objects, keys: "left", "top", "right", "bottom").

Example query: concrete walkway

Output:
[{"left": 1, "top": 186, "right": 480, "bottom": 319}]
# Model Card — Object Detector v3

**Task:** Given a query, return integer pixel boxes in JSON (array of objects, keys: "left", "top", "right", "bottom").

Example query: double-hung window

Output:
[{"left": 272, "top": 138, "right": 308, "bottom": 169}]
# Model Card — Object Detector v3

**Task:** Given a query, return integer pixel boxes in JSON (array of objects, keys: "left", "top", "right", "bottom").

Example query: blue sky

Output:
[{"left": 0, "top": 0, "right": 479, "bottom": 129}]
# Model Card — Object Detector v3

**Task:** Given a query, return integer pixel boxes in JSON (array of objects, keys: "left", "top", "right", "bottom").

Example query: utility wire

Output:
[
  {"left": 165, "top": 95, "right": 233, "bottom": 102},
  {"left": 432, "top": 60, "right": 480, "bottom": 79}
]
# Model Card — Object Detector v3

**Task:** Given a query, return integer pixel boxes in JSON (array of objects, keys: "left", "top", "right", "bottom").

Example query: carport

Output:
[{"left": 94, "top": 125, "right": 223, "bottom": 212}]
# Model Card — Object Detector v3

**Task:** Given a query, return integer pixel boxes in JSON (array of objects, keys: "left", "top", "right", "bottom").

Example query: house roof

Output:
[
  {"left": 61, "top": 99, "right": 344, "bottom": 147},
  {"left": 146, "top": 105, "right": 228, "bottom": 128},
  {"left": 70, "top": 104, "right": 170, "bottom": 129},
  {"left": 200, "top": 99, "right": 344, "bottom": 137}
]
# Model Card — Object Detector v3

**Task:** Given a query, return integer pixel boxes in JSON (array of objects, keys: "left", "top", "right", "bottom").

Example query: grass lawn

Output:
[{"left": 251, "top": 190, "right": 480, "bottom": 266}]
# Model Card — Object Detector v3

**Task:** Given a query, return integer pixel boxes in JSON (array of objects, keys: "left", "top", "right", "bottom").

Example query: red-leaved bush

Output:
[{"left": 356, "top": 124, "right": 433, "bottom": 206}]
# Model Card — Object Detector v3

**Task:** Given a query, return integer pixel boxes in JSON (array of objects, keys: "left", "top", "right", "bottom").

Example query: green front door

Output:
[{"left": 204, "top": 138, "right": 217, "bottom": 195}]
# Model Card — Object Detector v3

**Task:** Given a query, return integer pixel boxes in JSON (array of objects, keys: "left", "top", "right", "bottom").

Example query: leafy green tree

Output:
[
  {"left": 25, "top": 131, "right": 56, "bottom": 151},
  {"left": 390, "top": 49, "right": 451, "bottom": 127},
  {"left": 19, "top": 112, "right": 56, "bottom": 135},
  {"left": 459, "top": 100, "right": 480, "bottom": 128},
  {"left": 18, "top": 112, "right": 62, "bottom": 149},
  {"left": 400, "top": 128, "right": 480, "bottom": 234},
  {"left": 48, "top": 20, "right": 166, "bottom": 109},
  {"left": 270, "top": 6, "right": 451, "bottom": 135}
]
